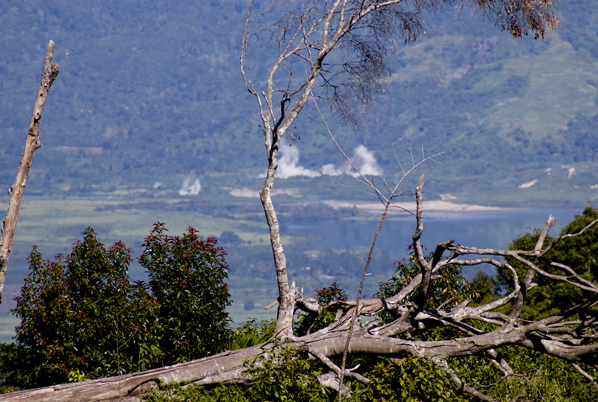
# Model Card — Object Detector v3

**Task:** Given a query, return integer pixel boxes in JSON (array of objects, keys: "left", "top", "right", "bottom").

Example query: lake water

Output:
[{"left": 288, "top": 208, "right": 581, "bottom": 277}]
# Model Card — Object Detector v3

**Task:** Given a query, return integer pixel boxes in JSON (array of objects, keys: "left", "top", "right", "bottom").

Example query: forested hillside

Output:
[{"left": 1, "top": 0, "right": 597, "bottom": 206}]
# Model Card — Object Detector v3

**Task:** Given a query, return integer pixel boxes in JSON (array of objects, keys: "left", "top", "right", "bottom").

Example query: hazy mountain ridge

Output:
[{"left": 1, "top": 0, "right": 597, "bottom": 207}]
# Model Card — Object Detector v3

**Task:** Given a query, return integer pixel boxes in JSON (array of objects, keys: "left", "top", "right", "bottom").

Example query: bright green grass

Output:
[{"left": 2, "top": 197, "right": 273, "bottom": 247}]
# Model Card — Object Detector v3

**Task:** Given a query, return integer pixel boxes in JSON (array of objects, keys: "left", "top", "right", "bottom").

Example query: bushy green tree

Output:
[
  {"left": 4, "top": 224, "right": 231, "bottom": 388},
  {"left": 6, "top": 229, "right": 159, "bottom": 387},
  {"left": 140, "top": 223, "right": 232, "bottom": 364}
]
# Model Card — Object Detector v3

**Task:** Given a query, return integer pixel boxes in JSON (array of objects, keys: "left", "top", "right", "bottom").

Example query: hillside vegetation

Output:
[{"left": 0, "top": 0, "right": 597, "bottom": 207}]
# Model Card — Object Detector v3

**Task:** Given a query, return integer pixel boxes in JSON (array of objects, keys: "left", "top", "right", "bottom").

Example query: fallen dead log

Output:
[{"left": 0, "top": 345, "right": 262, "bottom": 402}]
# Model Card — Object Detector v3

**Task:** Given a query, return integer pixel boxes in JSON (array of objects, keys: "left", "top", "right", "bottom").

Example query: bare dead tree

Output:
[
  {"left": 0, "top": 41, "right": 59, "bottom": 303},
  {"left": 240, "top": 0, "right": 558, "bottom": 338}
]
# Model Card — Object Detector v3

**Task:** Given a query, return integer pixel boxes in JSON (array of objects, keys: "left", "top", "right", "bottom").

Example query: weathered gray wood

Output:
[
  {"left": 4, "top": 299, "right": 598, "bottom": 402},
  {"left": 0, "top": 346, "right": 262, "bottom": 402},
  {"left": 0, "top": 40, "right": 59, "bottom": 303}
]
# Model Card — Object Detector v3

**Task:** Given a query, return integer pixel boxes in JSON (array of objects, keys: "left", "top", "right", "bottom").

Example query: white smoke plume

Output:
[
  {"left": 351, "top": 145, "right": 382, "bottom": 176},
  {"left": 322, "top": 145, "right": 382, "bottom": 177},
  {"left": 179, "top": 177, "right": 201, "bottom": 195},
  {"left": 275, "top": 144, "right": 321, "bottom": 179},
  {"left": 321, "top": 163, "right": 343, "bottom": 176},
  {"left": 258, "top": 144, "right": 382, "bottom": 179}
]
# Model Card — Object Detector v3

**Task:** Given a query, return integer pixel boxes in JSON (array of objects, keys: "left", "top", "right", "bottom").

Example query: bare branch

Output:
[
  {"left": 571, "top": 363, "right": 598, "bottom": 390},
  {"left": 435, "top": 357, "right": 502, "bottom": 402},
  {"left": 534, "top": 215, "right": 556, "bottom": 252},
  {"left": 307, "top": 347, "right": 370, "bottom": 384}
]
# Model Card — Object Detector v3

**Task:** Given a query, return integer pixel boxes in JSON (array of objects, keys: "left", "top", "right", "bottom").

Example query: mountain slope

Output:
[{"left": 0, "top": 0, "right": 596, "bottom": 206}]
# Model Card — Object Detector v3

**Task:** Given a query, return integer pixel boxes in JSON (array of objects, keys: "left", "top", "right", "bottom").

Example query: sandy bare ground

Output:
[
  {"left": 327, "top": 200, "right": 505, "bottom": 212},
  {"left": 224, "top": 187, "right": 505, "bottom": 212}
]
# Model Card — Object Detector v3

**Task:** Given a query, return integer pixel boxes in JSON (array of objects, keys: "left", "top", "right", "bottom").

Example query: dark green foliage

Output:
[
  {"left": 4, "top": 225, "right": 231, "bottom": 388},
  {"left": 144, "top": 343, "right": 332, "bottom": 402},
  {"left": 224, "top": 319, "right": 275, "bottom": 351},
  {"left": 295, "top": 282, "right": 347, "bottom": 336},
  {"left": 378, "top": 253, "right": 474, "bottom": 309},
  {"left": 0, "top": 343, "right": 21, "bottom": 394},
  {"left": 498, "top": 204, "right": 598, "bottom": 319},
  {"left": 6, "top": 229, "right": 160, "bottom": 387},
  {"left": 144, "top": 347, "right": 467, "bottom": 402},
  {"left": 469, "top": 270, "right": 500, "bottom": 305},
  {"left": 550, "top": 204, "right": 598, "bottom": 277},
  {"left": 140, "top": 223, "right": 231, "bottom": 364},
  {"left": 314, "top": 282, "right": 349, "bottom": 305},
  {"left": 243, "top": 342, "right": 331, "bottom": 402},
  {"left": 142, "top": 382, "right": 248, "bottom": 402},
  {"left": 363, "top": 356, "right": 468, "bottom": 402}
]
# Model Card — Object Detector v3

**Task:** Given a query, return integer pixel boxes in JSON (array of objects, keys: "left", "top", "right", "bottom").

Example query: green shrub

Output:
[{"left": 4, "top": 224, "right": 231, "bottom": 388}]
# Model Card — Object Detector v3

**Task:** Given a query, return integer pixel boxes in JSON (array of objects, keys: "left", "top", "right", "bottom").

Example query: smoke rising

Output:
[
  {"left": 321, "top": 145, "right": 383, "bottom": 177},
  {"left": 179, "top": 177, "right": 201, "bottom": 195},
  {"left": 260, "top": 144, "right": 382, "bottom": 179},
  {"left": 274, "top": 144, "right": 321, "bottom": 179}
]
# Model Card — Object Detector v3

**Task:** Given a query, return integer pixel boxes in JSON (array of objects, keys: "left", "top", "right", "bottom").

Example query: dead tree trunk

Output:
[{"left": 0, "top": 40, "right": 59, "bottom": 303}]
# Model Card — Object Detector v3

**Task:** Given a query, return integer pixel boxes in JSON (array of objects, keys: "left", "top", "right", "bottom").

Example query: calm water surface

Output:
[{"left": 289, "top": 208, "right": 581, "bottom": 260}]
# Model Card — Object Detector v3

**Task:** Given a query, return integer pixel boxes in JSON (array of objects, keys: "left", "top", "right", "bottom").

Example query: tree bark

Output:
[
  {"left": 0, "top": 41, "right": 59, "bottom": 303},
  {"left": 259, "top": 156, "right": 294, "bottom": 337}
]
